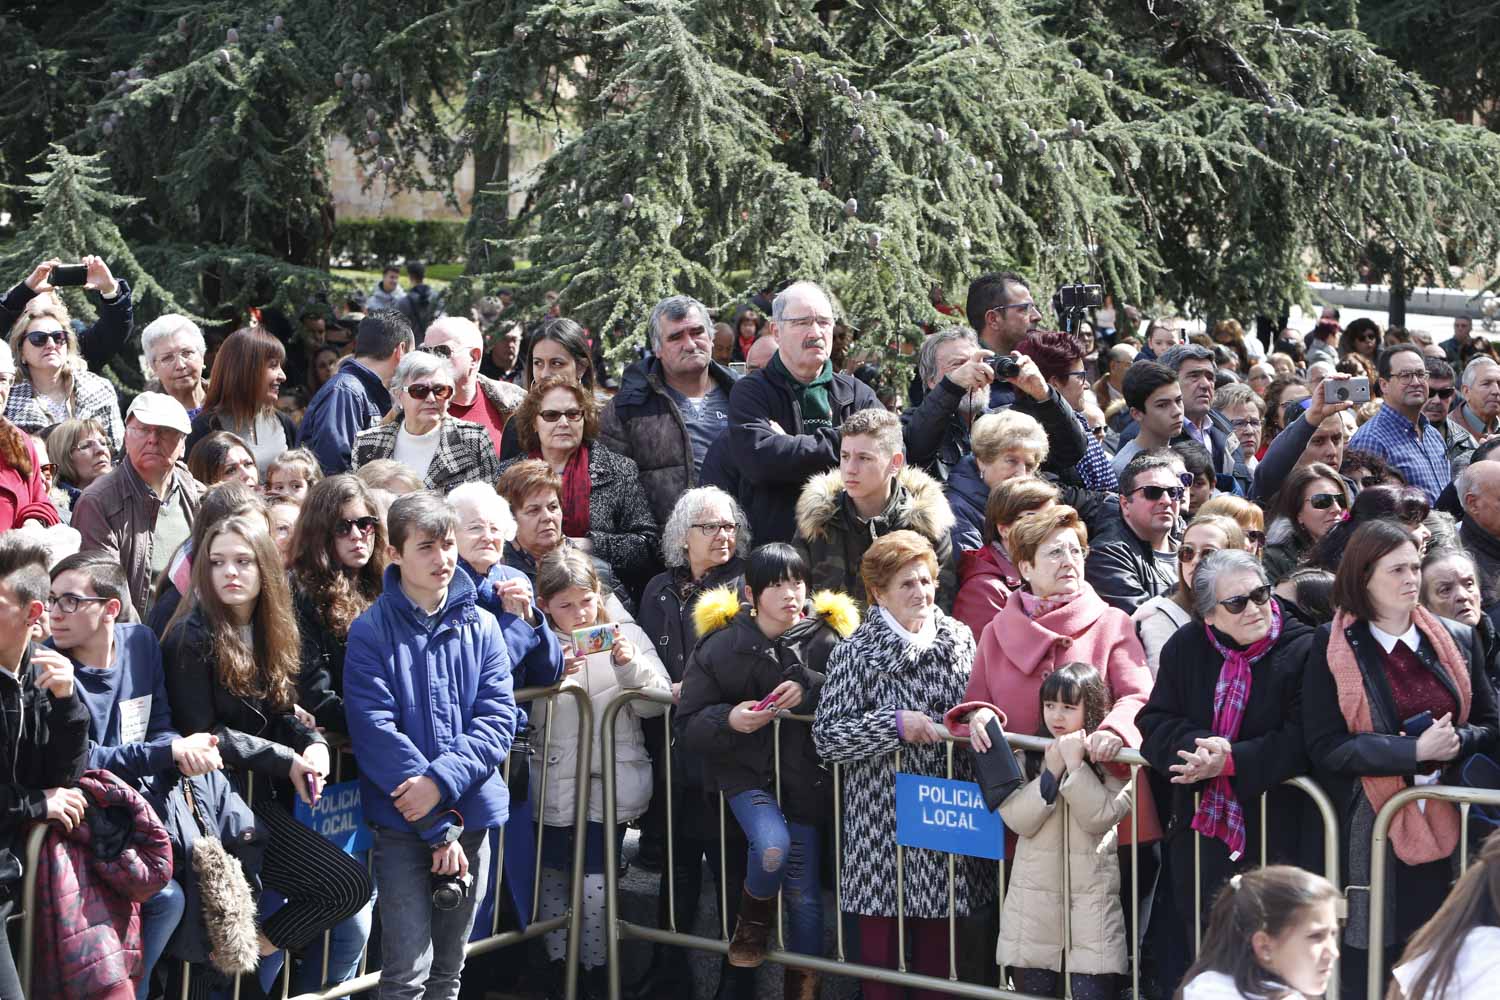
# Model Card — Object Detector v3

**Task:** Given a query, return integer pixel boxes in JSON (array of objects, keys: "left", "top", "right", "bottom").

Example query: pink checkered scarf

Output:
[{"left": 1192, "top": 600, "right": 1282, "bottom": 860}]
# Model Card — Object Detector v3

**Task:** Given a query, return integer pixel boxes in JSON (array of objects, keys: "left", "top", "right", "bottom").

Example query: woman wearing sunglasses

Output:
[
  {"left": 1138, "top": 548, "right": 1318, "bottom": 969},
  {"left": 1132, "top": 514, "right": 1246, "bottom": 678},
  {"left": 1302, "top": 520, "right": 1499, "bottom": 997},
  {"left": 1307, "top": 484, "right": 1435, "bottom": 572},
  {"left": 4, "top": 298, "right": 124, "bottom": 450},
  {"left": 1262, "top": 462, "right": 1349, "bottom": 585},
  {"left": 353, "top": 349, "right": 502, "bottom": 492},
  {"left": 496, "top": 374, "right": 659, "bottom": 602}
]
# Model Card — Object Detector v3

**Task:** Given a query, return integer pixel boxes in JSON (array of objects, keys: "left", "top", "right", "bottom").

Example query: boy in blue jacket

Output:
[
  {"left": 344, "top": 491, "right": 518, "bottom": 999},
  {"left": 46, "top": 552, "right": 220, "bottom": 1000}
]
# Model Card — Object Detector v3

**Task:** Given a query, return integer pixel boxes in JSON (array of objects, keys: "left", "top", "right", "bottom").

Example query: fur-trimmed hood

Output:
[
  {"left": 692, "top": 585, "right": 860, "bottom": 641},
  {"left": 795, "top": 465, "right": 955, "bottom": 544}
]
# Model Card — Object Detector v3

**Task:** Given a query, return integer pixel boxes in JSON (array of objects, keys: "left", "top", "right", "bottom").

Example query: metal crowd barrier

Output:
[
  {"left": 1364, "top": 785, "right": 1500, "bottom": 1000},
  {"left": 599, "top": 689, "right": 1344, "bottom": 1000},
  {"left": 14, "top": 683, "right": 592, "bottom": 1000}
]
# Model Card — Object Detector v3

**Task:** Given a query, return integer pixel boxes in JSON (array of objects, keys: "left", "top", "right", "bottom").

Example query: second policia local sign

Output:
[{"left": 893, "top": 773, "right": 1005, "bottom": 860}]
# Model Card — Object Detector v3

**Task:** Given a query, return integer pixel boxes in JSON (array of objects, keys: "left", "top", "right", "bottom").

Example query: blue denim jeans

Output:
[
  {"left": 371, "top": 825, "right": 491, "bottom": 1000},
  {"left": 726, "top": 789, "right": 821, "bottom": 956},
  {"left": 138, "top": 878, "right": 184, "bottom": 1000}
]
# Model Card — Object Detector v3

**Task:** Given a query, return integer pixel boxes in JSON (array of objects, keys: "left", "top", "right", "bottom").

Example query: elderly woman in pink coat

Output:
[{"left": 949, "top": 504, "right": 1162, "bottom": 946}]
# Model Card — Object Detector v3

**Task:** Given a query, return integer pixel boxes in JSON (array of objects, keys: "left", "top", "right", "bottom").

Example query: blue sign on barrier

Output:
[
  {"left": 293, "top": 780, "right": 372, "bottom": 854},
  {"left": 894, "top": 773, "right": 1005, "bottom": 860}
]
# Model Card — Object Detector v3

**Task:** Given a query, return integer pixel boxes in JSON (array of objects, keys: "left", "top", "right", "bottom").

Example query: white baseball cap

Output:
[{"left": 125, "top": 391, "right": 191, "bottom": 436}]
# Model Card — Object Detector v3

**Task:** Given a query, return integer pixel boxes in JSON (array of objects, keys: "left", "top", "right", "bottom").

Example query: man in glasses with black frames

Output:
[
  {"left": 1347, "top": 344, "right": 1454, "bottom": 503},
  {"left": 728, "top": 280, "right": 881, "bottom": 543},
  {"left": 1086, "top": 450, "right": 1186, "bottom": 614}
]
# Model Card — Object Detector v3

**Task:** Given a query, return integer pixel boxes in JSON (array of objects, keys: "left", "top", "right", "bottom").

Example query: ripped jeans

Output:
[{"left": 727, "top": 789, "right": 822, "bottom": 956}]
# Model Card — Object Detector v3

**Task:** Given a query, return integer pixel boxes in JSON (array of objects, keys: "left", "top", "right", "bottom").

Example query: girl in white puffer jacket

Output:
[{"left": 532, "top": 547, "right": 670, "bottom": 990}]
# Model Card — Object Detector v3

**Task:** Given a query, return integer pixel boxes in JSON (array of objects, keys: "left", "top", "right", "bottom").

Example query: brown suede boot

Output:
[
  {"left": 783, "top": 965, "right": 821, "bottom": 1000},
  {"left": 726, "top": 887, "right": 776, "bottom": 967}
]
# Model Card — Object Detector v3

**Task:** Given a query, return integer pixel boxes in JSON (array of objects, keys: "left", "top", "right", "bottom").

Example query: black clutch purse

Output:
[{"left": 970, "top": 716, "right": 1025, "bottom": 811}]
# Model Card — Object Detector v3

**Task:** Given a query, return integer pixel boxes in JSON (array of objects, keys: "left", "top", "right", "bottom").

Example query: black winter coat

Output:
[
  {"left": 727, "top": 362, "right": 881, "bottom": 544},
  {"left": 1083, "top": 507, "right": 1179, "bottom": 614},
  {"left": 0, "top": 279, "right": 134, "bottom": 374},
  {"left": 902, "top": 376, "right": 1087, "bottom": 484},
  {"left": 599, "top": 359, "right": 739, "bottom": 526},
  {"left": 637, "top": 559, "right": 746, "bottom": 683},
  {"left": 292, "top": 586, "right": 350, "bottom": 736},
  {"left": 0, "top": 644, "right": 90, "bottom": 890},
  {"left": 184, "top": 407, "right": 299, "bottom": 462},
  {"left": 1302, "top": 615, "right": 1500, "bottom": 854},
  {"left": 676, "top": 608, "right": 842, "bottom": 824},
  {"left": 162, "top": 607, "right": 327, "bottom": 787}
]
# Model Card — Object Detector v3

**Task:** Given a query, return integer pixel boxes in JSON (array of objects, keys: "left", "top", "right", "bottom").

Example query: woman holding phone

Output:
[{"left": 162, "top": 514, "right": 371, "bottom": 977}]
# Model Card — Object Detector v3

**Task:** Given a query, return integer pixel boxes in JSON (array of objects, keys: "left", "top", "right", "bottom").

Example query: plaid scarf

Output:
[{"left": 1192, "top": 600, "right": 1283, "bottom": 860}]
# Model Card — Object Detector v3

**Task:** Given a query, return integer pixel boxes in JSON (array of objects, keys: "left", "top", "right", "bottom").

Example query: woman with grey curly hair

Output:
[{"left": 628, "top": 485, "right": 751, "bottom": 999}]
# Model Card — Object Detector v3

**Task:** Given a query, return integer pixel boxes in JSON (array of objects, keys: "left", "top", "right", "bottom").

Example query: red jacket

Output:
[
  {"left": 0, "top": 433, "right": 58, "bottom": 531},
  {"left": 34, "top": 770, "right": 174, "bottom": 1000},
  {"left": 964, "top": 582, "right": 1162, "bottom": 843},
  {"left": 952, "top": 544, "right": 1023, "bottom": 640}
]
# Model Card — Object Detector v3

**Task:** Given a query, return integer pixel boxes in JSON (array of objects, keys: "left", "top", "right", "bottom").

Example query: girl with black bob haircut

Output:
[
  {"left": 1177, "top": 865, "right": 1341, "bottom": 1000},
  {"left": 678, "top": 541, "right": 858, "bottom": 1000}
]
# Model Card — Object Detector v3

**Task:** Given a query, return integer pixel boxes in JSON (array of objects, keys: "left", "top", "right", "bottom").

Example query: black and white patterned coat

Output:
[{"left": 812, "top": 607, "right": 995, "bottom": 918}]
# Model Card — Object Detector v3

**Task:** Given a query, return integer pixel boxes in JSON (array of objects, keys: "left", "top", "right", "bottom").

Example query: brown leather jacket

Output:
[{"left": 71, "top": 458, "right": 203, "bottom": 618}]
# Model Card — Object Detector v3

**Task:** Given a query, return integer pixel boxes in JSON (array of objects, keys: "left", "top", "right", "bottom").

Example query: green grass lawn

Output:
[{"left": 332, "top": 263, "right": 465, "bottom": 289}]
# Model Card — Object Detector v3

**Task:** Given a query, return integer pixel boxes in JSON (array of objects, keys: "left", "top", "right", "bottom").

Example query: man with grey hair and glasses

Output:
[
  {"left": 1447, "top": 356, "right": 1500, "bottom": 479},
  {"left": 600, "top": 294, "right": 739, "bottom": 525},
  {"left": 728, "top": 280, "right": 880, "bottom": 543}
]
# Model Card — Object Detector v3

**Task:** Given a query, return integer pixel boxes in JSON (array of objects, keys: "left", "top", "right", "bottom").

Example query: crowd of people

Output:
[{"left": 0, "top": 256, "right": 1498, "bottom": 1000}]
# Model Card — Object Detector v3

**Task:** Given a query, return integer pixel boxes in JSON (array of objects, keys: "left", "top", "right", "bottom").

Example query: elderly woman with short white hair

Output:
[
  {"left": 946, "top": 409, "right": 1050, "bottom": 551},
  {"left": 1139, "top": 548, "right": 1317, "bottom": 945},
  {"left": 139, "top": 314, "right": 208, "bottom": 417},
  {"left": 353, "top": 350, "right": 502, "bottom": 491}
]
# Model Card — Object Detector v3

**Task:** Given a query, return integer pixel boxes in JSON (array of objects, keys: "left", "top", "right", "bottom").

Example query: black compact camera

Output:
[
  {"left": 432, "top": 870, "right": 474, "bottom": 911},
  {"left": 990, "top": 354, "right": 1022, "bottom": 379}
]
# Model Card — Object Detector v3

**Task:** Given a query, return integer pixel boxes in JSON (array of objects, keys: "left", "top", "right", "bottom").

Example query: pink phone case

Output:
[{"left": 752, "top": 693, "right": 779, "bottom": 712}]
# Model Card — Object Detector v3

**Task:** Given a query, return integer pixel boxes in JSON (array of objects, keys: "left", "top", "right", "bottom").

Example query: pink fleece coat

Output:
[{"left": 965, "top": 581, "right": 1161, "bottom": 843}]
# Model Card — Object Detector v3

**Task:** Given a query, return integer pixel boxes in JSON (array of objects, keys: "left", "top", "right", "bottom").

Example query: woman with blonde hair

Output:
[
  {"left": 1196, "top": 494, "right": 1266, "bottom": 560},
  {"left": 945, "top": 408, "right": 1050, "bottom": 552},
  {"left": 5, "top": 297, "right": 123, "bottom": 449},
  {"left": 42, "top": 416, "right": 112, "bottom": 508}
]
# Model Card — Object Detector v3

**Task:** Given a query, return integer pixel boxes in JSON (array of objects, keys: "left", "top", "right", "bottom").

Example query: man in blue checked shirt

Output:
[{"left": 1347, "top": 344, "right": 1454, "bottom": 503}]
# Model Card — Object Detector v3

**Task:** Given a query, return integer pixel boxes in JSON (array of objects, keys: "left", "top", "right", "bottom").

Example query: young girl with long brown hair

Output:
[
  {"left": 1391, "top": 830, "right": 1500, "bottom": 999},
  {"left": 162, "top": 514, "right": 371, "bottom": 975}
]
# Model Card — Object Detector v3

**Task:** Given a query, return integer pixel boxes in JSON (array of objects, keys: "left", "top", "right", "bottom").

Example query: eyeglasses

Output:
[
  {"left": 990, "top": 301, "right": 1038, "bottom": 314},
  {"left": 404, "top": 382, "right": 454, "bottom": 401},
  {"left": 1062, "top": 370, "right": 1090, "bottom": 382},
  {"left": 691, "top": 522, "right": 737, "bottom": 537},
  {"left": 48, "top": 593, "right": 110, "bottom": 614},
  {"left": 1388, "top": 369, "right": 1429, "bottom": 383},
  {"left": 426, "top": 345, "right": 454, "bottom": 359},
  {"left": 1430, "top": 386, "right": 1455, "bottom": 400},
  {"left": 1246, "top": 530, "right": 1267, "bottom": 547},
  {"left": 1178, "top": 543, "right": 1219, "bottom": 564},
  {"left": 1129, "top": 484, "right": 1186, "bottom": 502},
  {"left": 1229, "top": 417, "right": 1263, "bottom": 430},
  {"left": 334, "top": 516, "right": 380, "bottom": 538},
  {"left": 1218, "top": 584, "right": 1273, "bottom": 614},
  {"left": 780, "top": 314, "right": 836, "bottom": 331},
  {"left": 1089, "top": 425, "right": 1107, "bottom": 438},
  {"left": 1037, "top": 542, "right": 1086, "bottom": 563},
  {"left": 1307, "top": 492, "right": 1348, "bottom": 511},
  {"left": 25, "top": 329, "right": 67, "bottom": 347},
  {"left": 539, "top": 408, "right": 584, "bottom": 423},
  {"left": 151, "top": 348, "right": 200, "bottom": 367}
]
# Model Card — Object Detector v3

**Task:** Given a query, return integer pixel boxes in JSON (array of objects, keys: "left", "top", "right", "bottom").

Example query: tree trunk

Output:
[
  {"left": 465, "top": 123, "right": 513, "bottom": 275},
  {"left": 1389, "top": 246, "right": 1407, "bottom": 329}
]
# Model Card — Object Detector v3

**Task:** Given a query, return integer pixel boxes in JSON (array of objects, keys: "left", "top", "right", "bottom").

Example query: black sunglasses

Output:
[
  {"left": 1218, "top": 584, "right": 1273, "bottom": 614},
  {"left": 1179, "top": 543, "right": 1218, "bottom": 564},
  {"left": 25, "top": 329, "right": 67, "bottom": 347},
  {"left": 335, "top": 516, "right": 380, "bottom": 538},
  {"left": 1430, "top": 386, "right": 1455, "bottom": 400},
  {"left": 1130, "top": 484, "right": 1186, "bottom": 502},
  {"left": 1307, "top": 492, "right": 1348, "bottom": 511}
]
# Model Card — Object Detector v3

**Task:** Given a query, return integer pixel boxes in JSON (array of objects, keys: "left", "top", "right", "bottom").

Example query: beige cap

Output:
[{"left": 125, "top": 391, "right": 191, "bottom": 436}]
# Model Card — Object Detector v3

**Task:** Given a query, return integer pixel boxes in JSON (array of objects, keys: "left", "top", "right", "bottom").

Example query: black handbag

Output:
[{"left": 969, "top": 716, "right": 1026, "bottom": 812}]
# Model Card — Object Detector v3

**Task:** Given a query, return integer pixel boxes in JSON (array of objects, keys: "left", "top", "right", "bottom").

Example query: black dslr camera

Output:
[
  {"left": 432, "top": 870, "right": 474, "bottom": 911},
  {"left": 989, "top": 354, "right": 1022, "bottom": 379}
]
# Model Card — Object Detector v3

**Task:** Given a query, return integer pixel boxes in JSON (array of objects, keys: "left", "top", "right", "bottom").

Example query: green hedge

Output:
[{"left": 331, "top": 219, "right": 467, "bottom": 269}]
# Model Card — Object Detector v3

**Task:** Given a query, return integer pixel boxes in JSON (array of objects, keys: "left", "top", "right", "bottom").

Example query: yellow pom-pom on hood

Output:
[
  {"left": 692, "top": 585, "right": 743, "bottom": 639},
  {"left": 810, "top": 590, "right": 860, "bottom": 638}
]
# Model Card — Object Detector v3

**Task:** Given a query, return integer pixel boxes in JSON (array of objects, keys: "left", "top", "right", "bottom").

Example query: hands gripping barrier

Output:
[
  {"left": 599, "top": 688, "right": 1343, "bottom": 1000},
  {"left": 15, "top": 683, "right": 593, "bottom": 1000}
]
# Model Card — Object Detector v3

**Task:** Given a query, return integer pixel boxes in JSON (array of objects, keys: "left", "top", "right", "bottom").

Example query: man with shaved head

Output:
[
  {"left": 1458, "top": 459, "right": 1500, "bottom": 620},
  {"left": 422, "top": 316, "right": 526, "bottom": 458}
]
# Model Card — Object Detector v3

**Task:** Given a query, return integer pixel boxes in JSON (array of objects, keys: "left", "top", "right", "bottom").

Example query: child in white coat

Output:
[
  {"left": 1177, "top": 865, "right": 1340, "bottom": 1000},
  {"left": 998, "top": 662, "right": 1133, "bottom": 1000},
  {"left": 532, "top": 547, "right": 670, "bottom": 993}
]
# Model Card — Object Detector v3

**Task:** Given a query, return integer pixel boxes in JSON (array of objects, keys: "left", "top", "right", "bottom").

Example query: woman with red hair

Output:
[
  {"left": 1017, "top": 330, "right": 1118, "bottom": 491},
  {"left": 0, "top": 342, "right": 59, "bottom": 530}
]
